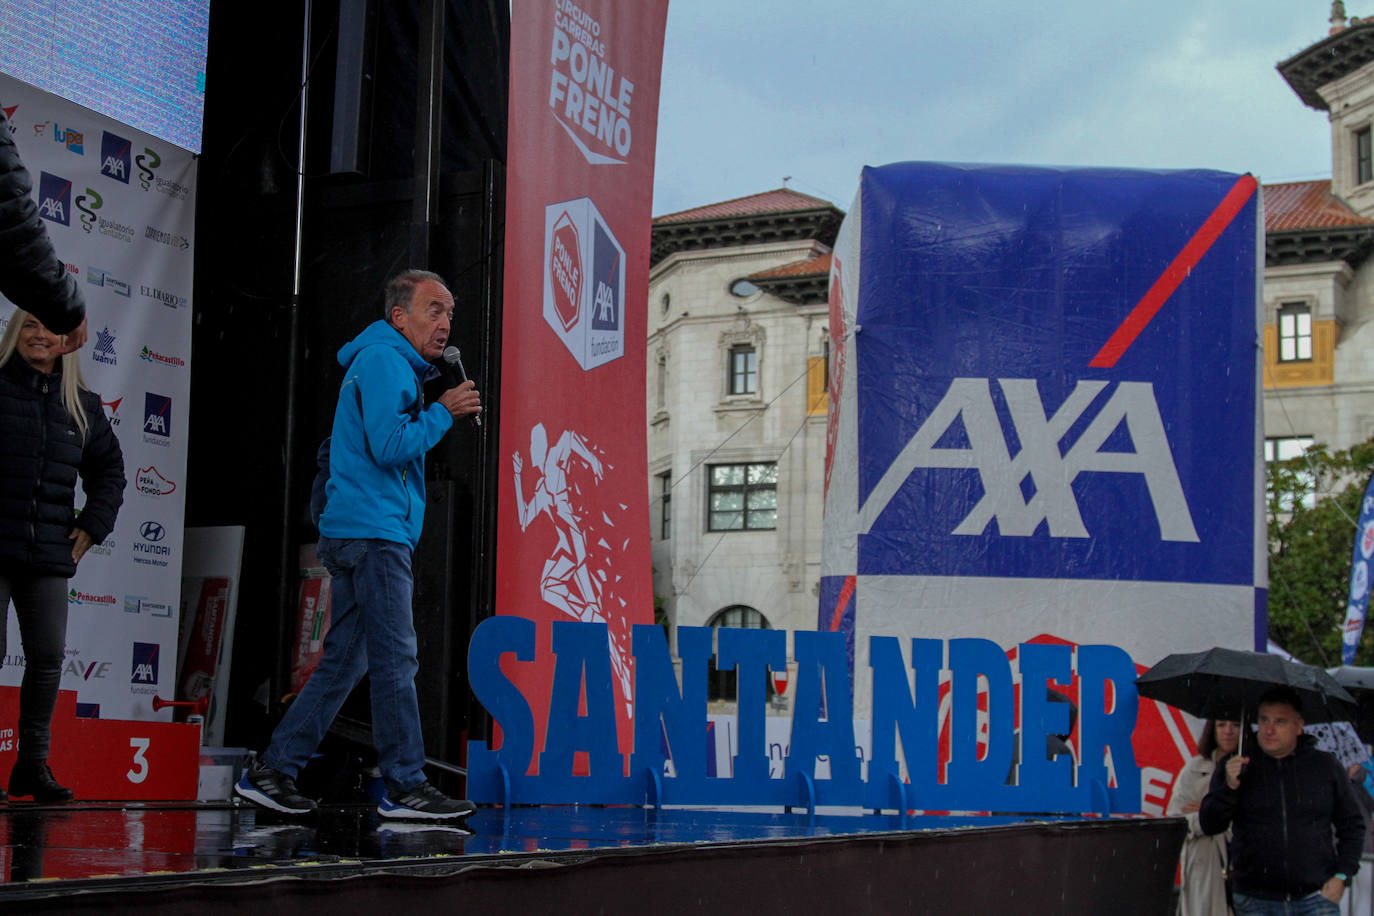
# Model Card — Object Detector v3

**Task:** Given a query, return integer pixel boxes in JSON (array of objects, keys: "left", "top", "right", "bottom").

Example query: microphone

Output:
[{"left": 442, "top": 346, "right": 481, "bottom": 427}]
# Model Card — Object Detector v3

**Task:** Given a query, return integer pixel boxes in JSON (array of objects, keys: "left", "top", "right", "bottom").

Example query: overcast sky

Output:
[{"left": 651, "top": 0, "right": 1337, "bottom": 216}]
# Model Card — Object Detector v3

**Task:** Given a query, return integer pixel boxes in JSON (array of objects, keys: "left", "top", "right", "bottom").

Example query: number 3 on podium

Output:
[{"left": 128, "top": 737, "right": 151, "bottom": 784}]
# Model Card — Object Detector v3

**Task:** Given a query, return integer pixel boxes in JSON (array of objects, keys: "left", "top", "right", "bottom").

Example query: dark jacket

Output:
[
  {"left": 0, "top": 355, "right": 124, "bottom": 577},
  {"left": 1199, "top": 734, "right": 1366, "bottom": 900},
  {"left": 0, "top": 107, "right": 85, "bottom": 334}
]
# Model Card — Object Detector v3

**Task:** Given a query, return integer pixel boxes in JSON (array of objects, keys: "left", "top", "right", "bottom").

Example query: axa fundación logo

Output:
[
  {"left": 130, "top": 641, "right": 159, "bottom": 693},
  {"left": 542, "top": 197, "right": 624, "bottom": 371},
  {"left": 143, "top": 392, "right": 172, "bottom": 446},
  {"left": 100, "top": 131, "right": 131, "bottom": 183},
  {"left": 92, "top": 326, "right": 117, "bottom": 366},
  {"left": 547, "top": 7, "right": 636, "bottom": 165},
  {"left": 37, "top": 171, "right": 72, "bottom": 226}
]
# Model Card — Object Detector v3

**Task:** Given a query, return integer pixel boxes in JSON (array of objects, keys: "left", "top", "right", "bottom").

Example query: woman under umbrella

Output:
[
  {"left": 0, "top": 309, "right": 123, "bottom": 801},
  {"left": 1169, "top": 718, "right": 1239, "bottom": 915}
]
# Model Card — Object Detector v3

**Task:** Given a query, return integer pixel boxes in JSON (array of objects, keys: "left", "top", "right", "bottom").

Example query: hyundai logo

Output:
[{"left": 139, "top": 521, "right": 166, "bottom": 542}]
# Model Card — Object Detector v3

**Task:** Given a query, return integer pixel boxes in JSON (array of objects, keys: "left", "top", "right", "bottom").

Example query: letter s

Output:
[{"left": 468, "top": 615, "right": 538, "bottom": 774}]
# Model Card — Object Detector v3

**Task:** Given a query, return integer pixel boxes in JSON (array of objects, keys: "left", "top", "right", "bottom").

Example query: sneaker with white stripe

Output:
[{"left": 378, "top": 781, "right": 475, "bottom": 820}]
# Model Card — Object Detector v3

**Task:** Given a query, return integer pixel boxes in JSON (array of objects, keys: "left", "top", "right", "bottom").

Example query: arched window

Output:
[{"left": 706, "top": 605, "right": 773, "bottom": 702}]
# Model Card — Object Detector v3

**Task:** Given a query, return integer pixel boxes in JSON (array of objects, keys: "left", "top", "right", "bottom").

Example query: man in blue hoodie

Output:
[{"left": 236, "top": 269, "right": 481, "bottom": 819}]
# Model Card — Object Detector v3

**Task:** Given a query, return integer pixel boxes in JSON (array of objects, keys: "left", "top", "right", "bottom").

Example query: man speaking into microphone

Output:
[{"left": 237, "top": 269, "right": 480, "bottom": 819}]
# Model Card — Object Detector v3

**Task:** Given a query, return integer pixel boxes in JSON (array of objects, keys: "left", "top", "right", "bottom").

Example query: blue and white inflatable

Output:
[{"left": 820, "top": 163, "right": 1266, "bottom": 717}]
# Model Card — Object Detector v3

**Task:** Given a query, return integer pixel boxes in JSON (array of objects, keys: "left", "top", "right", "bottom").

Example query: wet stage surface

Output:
[{"left": 0, "top": 800, "right": 1077, "bottom": 894}]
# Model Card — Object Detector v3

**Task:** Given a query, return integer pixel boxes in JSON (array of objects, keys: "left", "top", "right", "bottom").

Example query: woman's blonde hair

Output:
[{"left": 0, "top": 309, "right": 90, "bottom": 440}]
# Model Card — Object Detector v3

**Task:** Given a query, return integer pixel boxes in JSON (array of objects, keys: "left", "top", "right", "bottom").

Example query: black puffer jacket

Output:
[
  {"left": 0, "top": 107, "right": 85, "bottom": 334},
  {"left": 0, "top": 355, "right": 124, "bottom": 577},
  {"left": 1200, "top": 734, "right": 1365, "bottom": 900}
]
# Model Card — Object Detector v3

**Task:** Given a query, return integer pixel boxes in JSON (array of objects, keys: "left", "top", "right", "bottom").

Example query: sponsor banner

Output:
[
  {"left": 1343, "top": 474, "right": 1374, "bottom": 664},
  {"left": 496, "top": 0, "right": 668, "bottom": 763},
  {"left": 0, "top": 76, "right": 196, "bottom": 722},
  {"left": 820, "top": 163, "right": 1264, "bottom": 812}
]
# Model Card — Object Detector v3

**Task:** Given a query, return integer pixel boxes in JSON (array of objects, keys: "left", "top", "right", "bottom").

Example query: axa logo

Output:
[
  {"left": 92, "top": 326, "right": 116, "bottom": 365},
  {"left": 75, "top": 186, "right": 102, "bottom": 233},
  {"left": 52, "top": 122, "right": 83, "bottom": 154},
  {"left": 37, "top": 171, "right": 72, "bottom": 226},
  {"left": 143, "top": 392, "right": 172, "bottom": 439},
  {"left": 100, "top": 131, "right": 131, "bottom": 183},
  {"left": 857, "top": 378, "right": 1198, "bottom": 542},
  {"left": 542, "top": 197, "right": 624, "bottom": 370},
  {"left": 136, "top": 146, "right": 160, "bottom": 190},
  {"left": 135, "top": 465, "right": 176, "bottom": 496},
  {"left": 131, "top": 642, "right": 159, "bottom": 685}
]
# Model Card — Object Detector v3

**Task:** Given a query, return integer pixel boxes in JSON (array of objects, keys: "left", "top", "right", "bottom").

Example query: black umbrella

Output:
[
  {"left": 1326, "top": 666, "right": 1374, "bottom": 743},
  {"left": 1136, "top": 648, "right": 1358, "bottom": 755}
]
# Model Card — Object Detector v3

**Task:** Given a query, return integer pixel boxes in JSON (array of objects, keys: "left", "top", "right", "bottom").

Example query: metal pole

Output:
[
  {"left": 275, "top": 0, "right": 312, "bottom": 701},
  {"left": 410, "top": 0, "right": 444, "bottom": 265}
]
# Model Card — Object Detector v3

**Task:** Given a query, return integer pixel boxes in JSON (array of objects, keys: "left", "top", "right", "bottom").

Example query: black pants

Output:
[{"left": 0, "top": 572, "right": 68, "bottom": 763}]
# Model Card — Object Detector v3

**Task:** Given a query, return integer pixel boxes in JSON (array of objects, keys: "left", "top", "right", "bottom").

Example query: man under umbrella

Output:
[{"left": 1199, "top": 685, "right": 1365, "bottom": 914}]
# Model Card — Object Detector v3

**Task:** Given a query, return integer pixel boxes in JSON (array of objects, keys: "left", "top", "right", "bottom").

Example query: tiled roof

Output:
[
  {"left": 655, "top": 188, "right": 836, "bottom": 224},
  {"left": 749, "top": 252, "right": 832, "bottom": 280},
  {"left": 1263, "top": 180, "right": 1374, "bottom": 231}
]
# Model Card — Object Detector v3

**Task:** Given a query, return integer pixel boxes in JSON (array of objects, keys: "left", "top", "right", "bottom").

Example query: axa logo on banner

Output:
[
  {"left": 131, "top": 641, "right": 159, "bottom": 693},
  {"left": 859, "top": 378, "right": 1198, "bottom": 542},
  {"left": 542, "top": 197, "right": 625, "bottom": 370},
  {"left": 101, "top": 131, "right": 131, "bottom": 183},
  {"left": 143, "top": 393, "right": 172, "bottom": 446},
  {"left": 37, "top": 171, "right": 72, "bottom": 226},
  {"left": 548, "top": 1, "right": 636, "bottom": 165}
]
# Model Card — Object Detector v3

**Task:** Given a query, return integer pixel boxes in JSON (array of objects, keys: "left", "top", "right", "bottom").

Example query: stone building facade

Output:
[
  {"left": 1266, "top": 7, "right": 1374, "bottom": 463},
  {"left": 646, "top": 189, "right": 841, "bottom": 686}
]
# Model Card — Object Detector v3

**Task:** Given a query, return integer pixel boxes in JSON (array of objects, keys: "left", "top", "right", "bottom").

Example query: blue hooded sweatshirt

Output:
[{"left": 318, "top": 320, "right": 453, "bottom": 549}]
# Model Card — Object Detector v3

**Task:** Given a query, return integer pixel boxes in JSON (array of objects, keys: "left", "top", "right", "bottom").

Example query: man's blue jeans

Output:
[
  {"left": 263, "top": 537, "right": 427, "bottom": 791},
  {"left": 1233, "top": 890, "right": 1341, "bottom": 915}
]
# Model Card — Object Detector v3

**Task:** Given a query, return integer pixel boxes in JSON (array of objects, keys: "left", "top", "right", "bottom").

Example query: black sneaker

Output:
[
  {"left": 9, "top": 760, "right": 73, "bottom": 803},
  {"left": 234, "top": 761, "right": 318, "bottom": 815},
  {"left": 378, "top": 781, "right": 475, "bottom": 820}
]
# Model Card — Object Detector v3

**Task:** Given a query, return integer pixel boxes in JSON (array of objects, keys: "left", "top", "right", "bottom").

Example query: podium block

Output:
[{"left": 0, "top": 686, "right": 199, "bottom": 800}]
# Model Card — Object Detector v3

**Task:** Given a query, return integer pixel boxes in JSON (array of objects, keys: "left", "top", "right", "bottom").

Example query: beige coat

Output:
[{"left": 1168, "top": 754, "right": 1230, "bottom": 916}]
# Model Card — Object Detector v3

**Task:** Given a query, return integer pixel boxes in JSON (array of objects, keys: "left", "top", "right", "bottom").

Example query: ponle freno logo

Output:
[
  {"left": 542, "top": 196, "right": 624, "bottom": 371},
  {"left": 135, "top": 465, "right": 176, "bottom": 496},
  {"left": 547, "top": 1, "right": 636, "bottom": 165}
]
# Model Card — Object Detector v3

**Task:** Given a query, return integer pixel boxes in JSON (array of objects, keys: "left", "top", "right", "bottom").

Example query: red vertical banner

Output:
[{"left": 498, "top": 1, "right": 668, "bottom": 768}]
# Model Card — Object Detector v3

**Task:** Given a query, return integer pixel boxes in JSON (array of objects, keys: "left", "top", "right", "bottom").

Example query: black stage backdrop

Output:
[{"left": 187, "top": 0, "right": 507, "bottom": 776}]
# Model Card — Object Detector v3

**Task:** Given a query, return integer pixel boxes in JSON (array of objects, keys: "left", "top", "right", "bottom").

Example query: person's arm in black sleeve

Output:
[
  {"left": 0, "top": 108, "right": 85, "bottom": 335},
  {"left": 74, "top": 400, "right": 125, "bottom": 545},
  {"left": 1198, "top": 752, "right": 1238, "bottom": 836},
  {"left": 1332, "top": 756, "right": 1368, "bottom": 878}
]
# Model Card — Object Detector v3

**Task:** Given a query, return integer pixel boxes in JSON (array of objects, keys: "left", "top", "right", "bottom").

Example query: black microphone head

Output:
[{"left": 442, "top": 346, "right": 461, "bottom": 366}]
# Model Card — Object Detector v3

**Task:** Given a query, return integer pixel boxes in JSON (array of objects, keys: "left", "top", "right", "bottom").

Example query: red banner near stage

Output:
[{"left": 497, "top": 0, "right": 668, "bottom": 767}]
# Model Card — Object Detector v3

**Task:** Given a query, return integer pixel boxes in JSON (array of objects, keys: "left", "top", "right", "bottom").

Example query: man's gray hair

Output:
[{"left": 383, "top": 269, "right": 446, "bottom": 321}]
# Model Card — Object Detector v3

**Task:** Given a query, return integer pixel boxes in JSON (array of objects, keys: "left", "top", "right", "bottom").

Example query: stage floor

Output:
[{"left": 0, "top": 800, "right": 1081, "bottom": 890}]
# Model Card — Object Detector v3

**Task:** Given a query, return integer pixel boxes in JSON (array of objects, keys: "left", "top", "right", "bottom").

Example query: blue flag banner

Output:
[{"left": 1342, "top": 475, "right": 1374, "bottom": 664}]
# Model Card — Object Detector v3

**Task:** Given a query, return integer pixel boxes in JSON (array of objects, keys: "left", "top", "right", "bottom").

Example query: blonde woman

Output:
[
  {"left": 1170, "top": 718, "right": 1240, "bottom": 915},
  {"left": 0, "top": 310, "right": 123, "bottom": 802}
]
